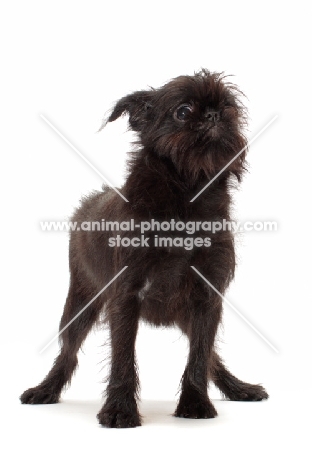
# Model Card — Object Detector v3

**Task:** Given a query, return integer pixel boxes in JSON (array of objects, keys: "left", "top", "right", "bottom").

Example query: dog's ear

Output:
[{"left": 107, "top": 90, "right": 154, "bottom": 131}]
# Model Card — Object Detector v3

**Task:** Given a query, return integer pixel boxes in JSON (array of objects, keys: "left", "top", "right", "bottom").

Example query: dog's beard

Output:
[{"left": 150, "top": 122, "right": 247, "bottom": 186}]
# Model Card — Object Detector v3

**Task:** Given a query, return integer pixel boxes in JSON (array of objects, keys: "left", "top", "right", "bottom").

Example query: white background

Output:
[{"left": 1, "top": 1, "right": 311, "bottom": 467}]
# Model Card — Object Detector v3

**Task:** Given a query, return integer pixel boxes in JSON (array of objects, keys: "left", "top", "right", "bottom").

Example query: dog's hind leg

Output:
[
  {"left": 211, "top": 351, "right": 269, "bottom": 401},
  {"left": 20, "top": 274, "right": 104, "bottom": 405}
]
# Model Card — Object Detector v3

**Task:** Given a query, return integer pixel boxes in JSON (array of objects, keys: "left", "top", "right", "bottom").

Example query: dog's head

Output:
[{"left": 106, "top": 69, "right": 247, "bottom": 183}]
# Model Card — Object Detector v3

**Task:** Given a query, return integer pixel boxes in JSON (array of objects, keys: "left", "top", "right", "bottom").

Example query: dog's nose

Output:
[{"left": 205, "top": 111, "right": 220, "bottom": 123}]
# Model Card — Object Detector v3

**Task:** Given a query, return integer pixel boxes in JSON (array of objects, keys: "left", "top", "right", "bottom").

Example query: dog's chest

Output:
[{"left": 137, "top": 252, "right": 198, "bottom": 326}]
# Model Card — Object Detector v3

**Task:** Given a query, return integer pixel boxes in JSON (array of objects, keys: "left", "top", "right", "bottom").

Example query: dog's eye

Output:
[{"left": 175, "top": 104, "right": 193, "bottom": 121}]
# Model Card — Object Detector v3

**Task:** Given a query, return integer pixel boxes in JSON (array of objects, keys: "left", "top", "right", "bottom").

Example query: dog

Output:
[{"left": 20, "top": 69, "right": 268, "bottom": 428}]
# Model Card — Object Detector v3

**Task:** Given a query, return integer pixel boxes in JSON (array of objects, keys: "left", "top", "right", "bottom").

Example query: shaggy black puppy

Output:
[{"left": 21, "top": 70, "right": 268, "bottom": 427}]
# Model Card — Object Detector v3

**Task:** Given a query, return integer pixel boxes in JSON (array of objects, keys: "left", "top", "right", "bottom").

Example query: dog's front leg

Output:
[
  {"left": 97, "top": 293, "right": 141, "bottom": 428},
  {"left": 175, "top": 294, "right": 221, "bottom": 419}
]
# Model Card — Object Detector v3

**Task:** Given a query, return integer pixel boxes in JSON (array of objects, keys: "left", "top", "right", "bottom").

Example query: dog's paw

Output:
[
  {"left": 20, "top": 386, "right": 60, "bottom": 405},
  {"left": 97, "top": 408, "right": 142, "bottom": 428},
  {"left": 224, "top": 383, "right": 269, "bottom": 402},
  {"left": 174, "top": 398, "right": 217, "bottom": 419}
]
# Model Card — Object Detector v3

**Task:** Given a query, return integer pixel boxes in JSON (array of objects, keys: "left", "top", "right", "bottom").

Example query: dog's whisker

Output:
[{"left": 190, "top": 114, "right": 278, "bottom": 202}]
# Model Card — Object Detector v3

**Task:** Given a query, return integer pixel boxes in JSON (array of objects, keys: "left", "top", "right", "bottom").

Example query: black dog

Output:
[{"left": 21, "top": 69, "right": 268, "bottom": 427}]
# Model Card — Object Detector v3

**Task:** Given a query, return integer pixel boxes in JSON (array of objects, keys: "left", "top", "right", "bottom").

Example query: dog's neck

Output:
[{"left": 123, "top": 150, "right": 233, "bottom": 220}]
